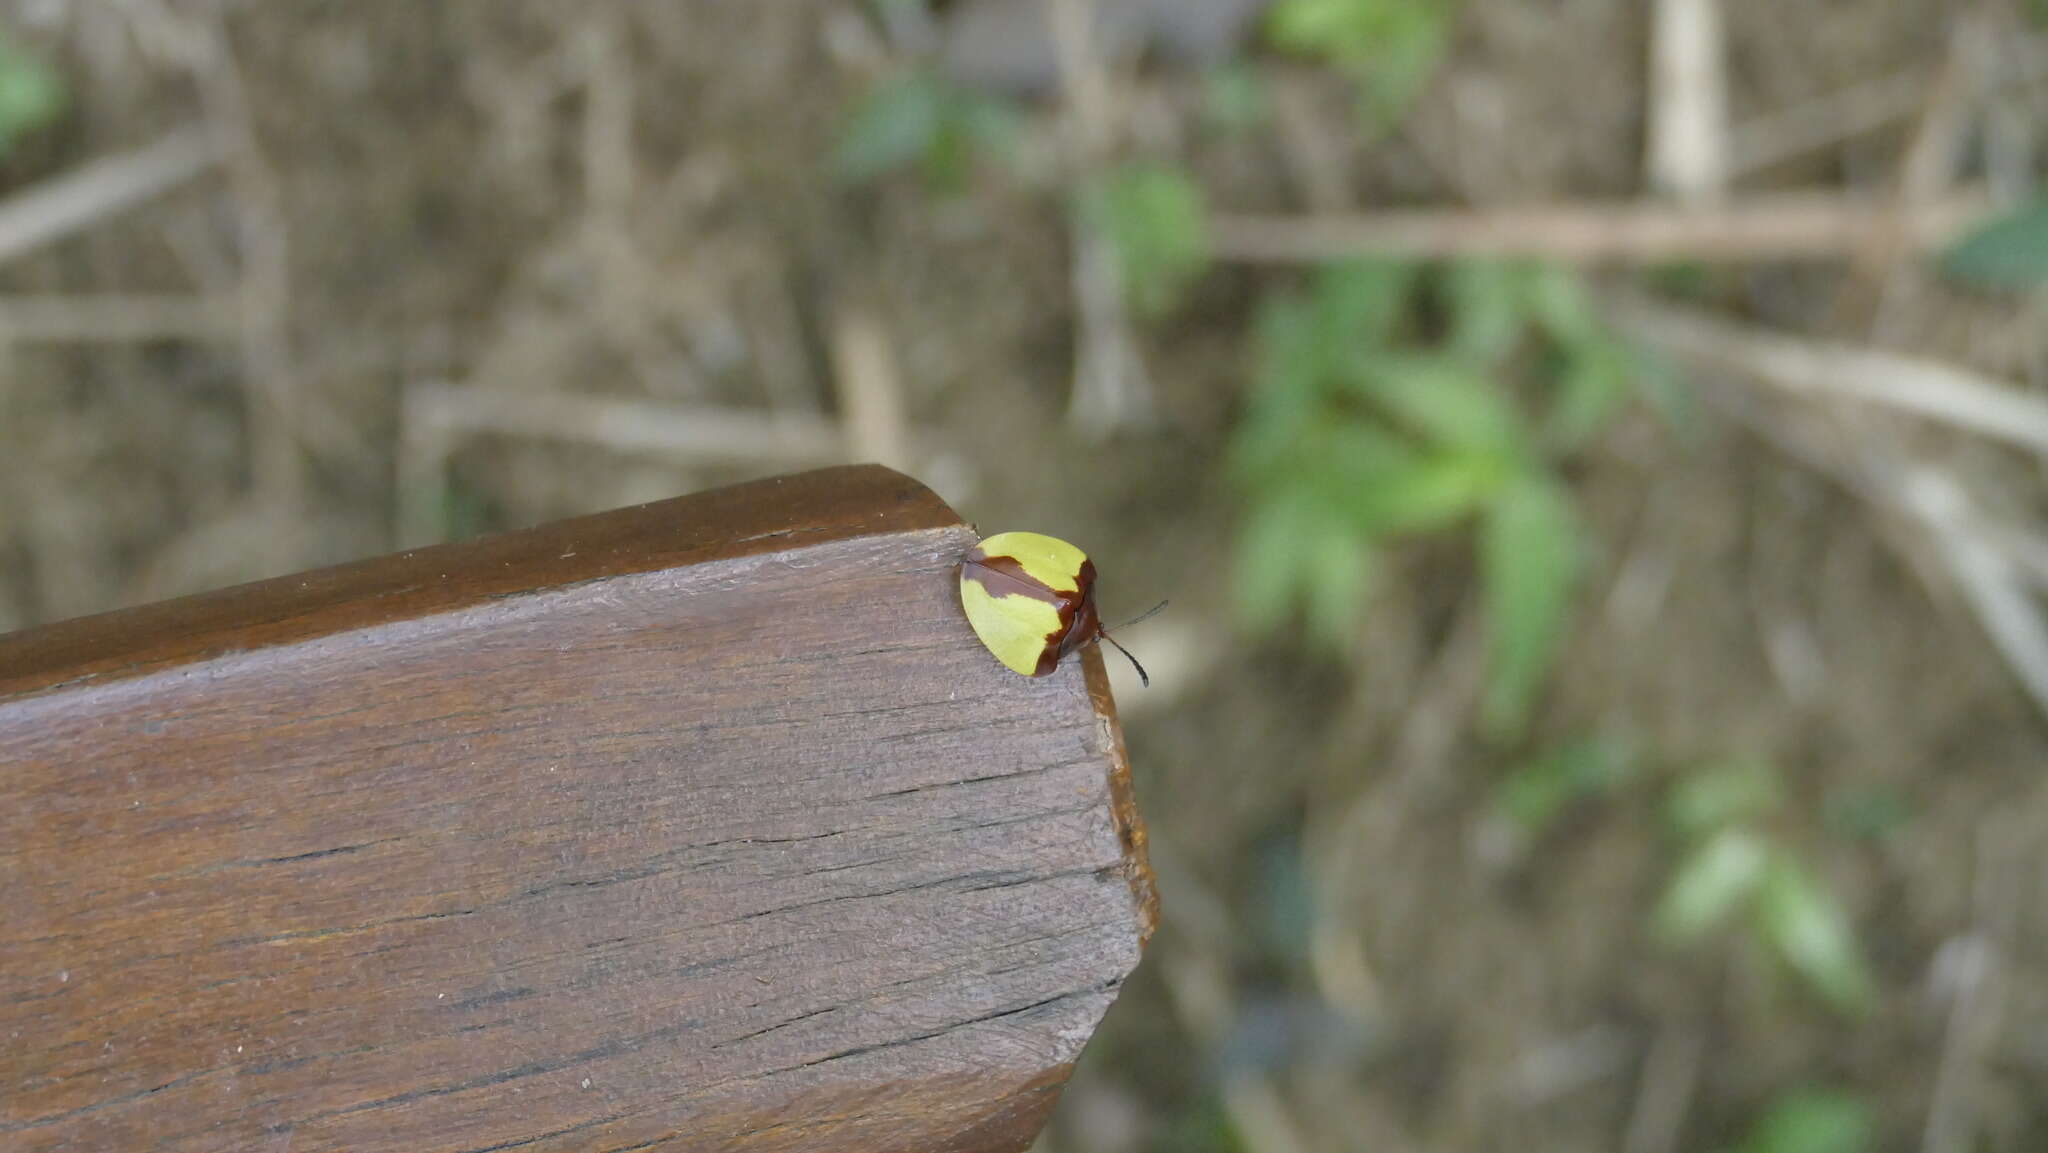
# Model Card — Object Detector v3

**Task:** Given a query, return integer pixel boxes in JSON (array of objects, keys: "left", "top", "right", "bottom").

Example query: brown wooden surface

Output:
[{"left": 0, "top": 465, "right": 1156, "bottom": 1153}]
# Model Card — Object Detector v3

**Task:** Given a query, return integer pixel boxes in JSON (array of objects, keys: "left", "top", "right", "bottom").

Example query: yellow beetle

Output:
[{"left": 958, "top": 531, "right": 1153, "bottom": 684}]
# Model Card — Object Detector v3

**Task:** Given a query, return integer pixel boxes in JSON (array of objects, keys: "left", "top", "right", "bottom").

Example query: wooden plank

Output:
[{"left": 0, "top": 465, "right": 1156, "bottom": 1153}]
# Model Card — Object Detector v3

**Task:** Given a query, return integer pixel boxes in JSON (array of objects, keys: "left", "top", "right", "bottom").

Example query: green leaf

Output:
[
  {"left": 1250, "top": 293, "right": 1325, "bottom": 408},
  {"left": 1267, "top": 0, "right": 1379, "bottom": 60},
  {"left": 1348, "top": 448, "right": 1507, "bottom": 534},
  {"left": 1497, "top": 734, "right": 1637, "bottom": 833},
  {"left": 958, "top": 97, "right": 1023, "bottom": 168},
  {"left": 1442, "top": 260, "right": 1530, "bottom": 364},
  {"left": 1254, "top": 832, "right": 1316, "bottom": 957},
  {"left": 1646, "top": 260, "right": 1714, "bottom": 300},
  {"left": 1203, "top": 63, "right": 1269, "bottom": 132},
  {"left": 1666, "top": 759, "right": 1782, "bottom": 843},
  {"left": 1652, "top": 826, "right": 1769, "bottom": 943},
  {"left": 1312, "top": 259, "right": 1418, "bottom": 352},
  {"left": 0, "top": 32, "right": 61, "bottom": 156},
  {"left": 1631, "top": 341, "right": 1697, "bottom": 438},
  {"left": 1302, "top": 523, "right": 1375, "bottom": 649},
  {"left": 1347, "top": 352, "right": 1522, "bottom": 453},
  {"left": 1943, "top": 198, "right": 2048, "bottom": 290},
  {"left": 1525, "top": 264, "right": 1601, "bottom": 347},
  {"left": 1236, "top": 484, "right": 1372, "bottom": 647},
  {"left": 836, "top": 72, "right": 944, "bottom": 184},
  {"left": 1738, "top": 1091, "right": 1874, "bottom": 1153},
  {"left": 1305, "top": 420, "right": 1409, "bottom": 499},
  {"left": 1545, "top": 337, "right": 1632, "bottom": 451},
  {"left": 1823, "top": 786, "right": 1911, "bottom": 841},
  {"left": 1235, "top": 485, "right": 1324, "bottom": 634},
  {"left": 1089, "top": 163, "right": 1211, "bottom": 318},
  {"left": 834, "top": 70, "right": 1015, "bottom": 190},
  {"left": 439, "top": 478, "right": 492, "bottom": 543},
  {"left": 1237, "top": 296, "right": 1339, "bottom": 483},
  {"left": 1755, "top": 856, "right": 1874, "bottom": 1014},
  {"left": 1160, "top": 1092, "right": 1252, "bottom": 1153},
  {"left": 1266, "top": 0, "right": 1454, "bottom": 128},
  {"left": 1479, "top": 473, "right": 1582, "bottom": 738}
]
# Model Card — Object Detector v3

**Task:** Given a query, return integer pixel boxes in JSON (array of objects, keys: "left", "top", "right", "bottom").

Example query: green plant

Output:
[
  {"left": 1086, "top": 162, "right": 1211, "bottom": 319},
  {"left": 835, "top": 68, "right": 1018, "bottom": 191},
  {"left": 0, "top": 26, "right": 62, "bottom": 157},
  {"left": 1731, "top": 1089, "right": 1874, "bottom": 1153},
  {"left": 1653, "top": 760, "right": 1875, "bottom": 1015},
  {"left": 1822, "top": 785, "right": 1910, "bottom": 841},
  {"left": 1265, "top": 0, "right": 1454, "bottom": 130},
  {"left": 1201, "top": 63, "right": 1269, "bottom": 134},
  {"left": 1232, "top": 259, "right": 1640, "bottom": 739},
  {"left": 1153, "top": 1092, "right": 1250, "bottom": 1153},
  {"left": 439, "top": 476, "right": 493, "bottom": 543},
  {"left": 1495, "top": 734, "right": 1637, "bottom": 835},
  {"left": 1942, "top": 197, "right": 2048, "bottom": 291}
]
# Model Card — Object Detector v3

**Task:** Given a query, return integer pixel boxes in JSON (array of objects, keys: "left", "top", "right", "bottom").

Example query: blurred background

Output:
[{"left": 2, "top": 1, "right": 2046, "bottom": 1150}]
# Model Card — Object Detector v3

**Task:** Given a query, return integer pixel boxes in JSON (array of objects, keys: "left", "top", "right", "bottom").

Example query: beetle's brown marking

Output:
[
  {"left": 960, "top": 550, "right": 1068, "bottom": 605},
  {"left": 960, "top": 552, "right": 1103, "bottom": 677}
]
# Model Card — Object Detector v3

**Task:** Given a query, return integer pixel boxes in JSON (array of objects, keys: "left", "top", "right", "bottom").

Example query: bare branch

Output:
[
  {"left": 397, "top": 382, "right": 855, "bottom": 545},
  {"left": 1207, "top": 191, "right": 1987, "bottom": 264},
  {"left": 1048, "top": 0, "right": 1154, "bottom": 436},
  {"left": 0, "top": 128, "right": 222, "bottom": 267},
  {"left": 1899, "top": 469, "right": 2048, "bottom": 716},
  {"left": 1729, "top": 70, "right": 1926, "bottom": 174},
  {"left": 828, "top": 303, "right": 913, "bottom": 473},
  {"left": 407, "top": 382, "right": 849, "bottom": 464},
  {"left": 1614, "top": 298, "right": 2048, "bottom": 454},
  {"left": 1647, "top": 0, "right": 1729, "bottom": 202},
  {"left": 0, "top": 295, "right": 232, "bottom": 342}
]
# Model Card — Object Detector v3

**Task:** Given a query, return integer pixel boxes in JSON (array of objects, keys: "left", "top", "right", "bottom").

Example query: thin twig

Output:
[
  {"left": 1647, "top": 0, "right": 1729, "bottom": 202},
  {"left": 1048, "top": 0, "right": 1154, "bottom": 435},
  {"left": 1622, "top": 1025, "right": 1705, "bottom": 1153},
  {"left": 397, "top": 381, "right": 855, "bottom": 543},
  {"left": 1899, "top": 470, "right": 2048, "bottom": 713},
  {"left": 0, "top": 127, "right": 223, "bottom": 266},
  {"left": 1206, "top": 191, "right": 1987, "bottom": 264},
  {"left": 1728, "top": 69, "right": 1927, "bottom": 174},
  {"left": 1839, "top": 12, "right": 1990, "bottom": 335},
  {"left": 575, "top": 7, "right": 660, "bottom": 366},
  {"left": 0, "top": 295, "right": 232, "bottom": 342},
  {"left": 406, "top": 383, "right": 849, "bottom": 464},
  {"left": 1267, "top": 73, "right": 1357, "bottom": 212},
  {"left": 207, "top": 34, "right": 305, "bottom": 524},
  {"left": 1920, "top": 816, "right": 2022, "bottom": 1153},
  {"left": 1502, "top": 1026, "right": 1635, "bottom": 1106},
  {"left": 827, "top": 302, "right": 912, "bottom": 472},
  {"left": 1632, "top": 301, "right": 2048, "bottom": 720},
  {"left": 395, "top": 391, "right": 456, "bottom": 550},
  {"left": 1613, "top": 298, "right": 2048, "bottom": 454},
  {"left": 578, "top": 10, "right": 635, "bottom": 222}
]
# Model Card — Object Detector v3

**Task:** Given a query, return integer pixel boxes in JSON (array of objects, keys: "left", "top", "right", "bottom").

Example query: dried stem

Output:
[
  {"left": 1613, "top": 297, "right": 2048, "bottom": 453},
  {"left": 1647, "top": 0, "right": 1729, "bottom": 202},
  {"left": 1048, "top": 0, "right": 1153, "bottom": 435},
  {"left": 1207, "top": 191, "right": 1986, "bottom": 264},
  {"left": 0, "top": 127, "right": 223, "bottom": 267},
  {"left": 0, "top": 295, "right": 232, "bottom": 342}
]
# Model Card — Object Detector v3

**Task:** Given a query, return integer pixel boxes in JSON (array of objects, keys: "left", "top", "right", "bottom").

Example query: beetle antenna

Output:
[
  {"left": 1099, "top": 631, "right": 1150, "bottom": 688},
  {"left": 1110, "top": 599, "right": 1169, "bottom": 631}
]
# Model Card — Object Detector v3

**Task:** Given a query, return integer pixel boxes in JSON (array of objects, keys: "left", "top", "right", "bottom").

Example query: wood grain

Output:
[{"left": 0, "top": 465, "right": 1156, "bottom": 1153}]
